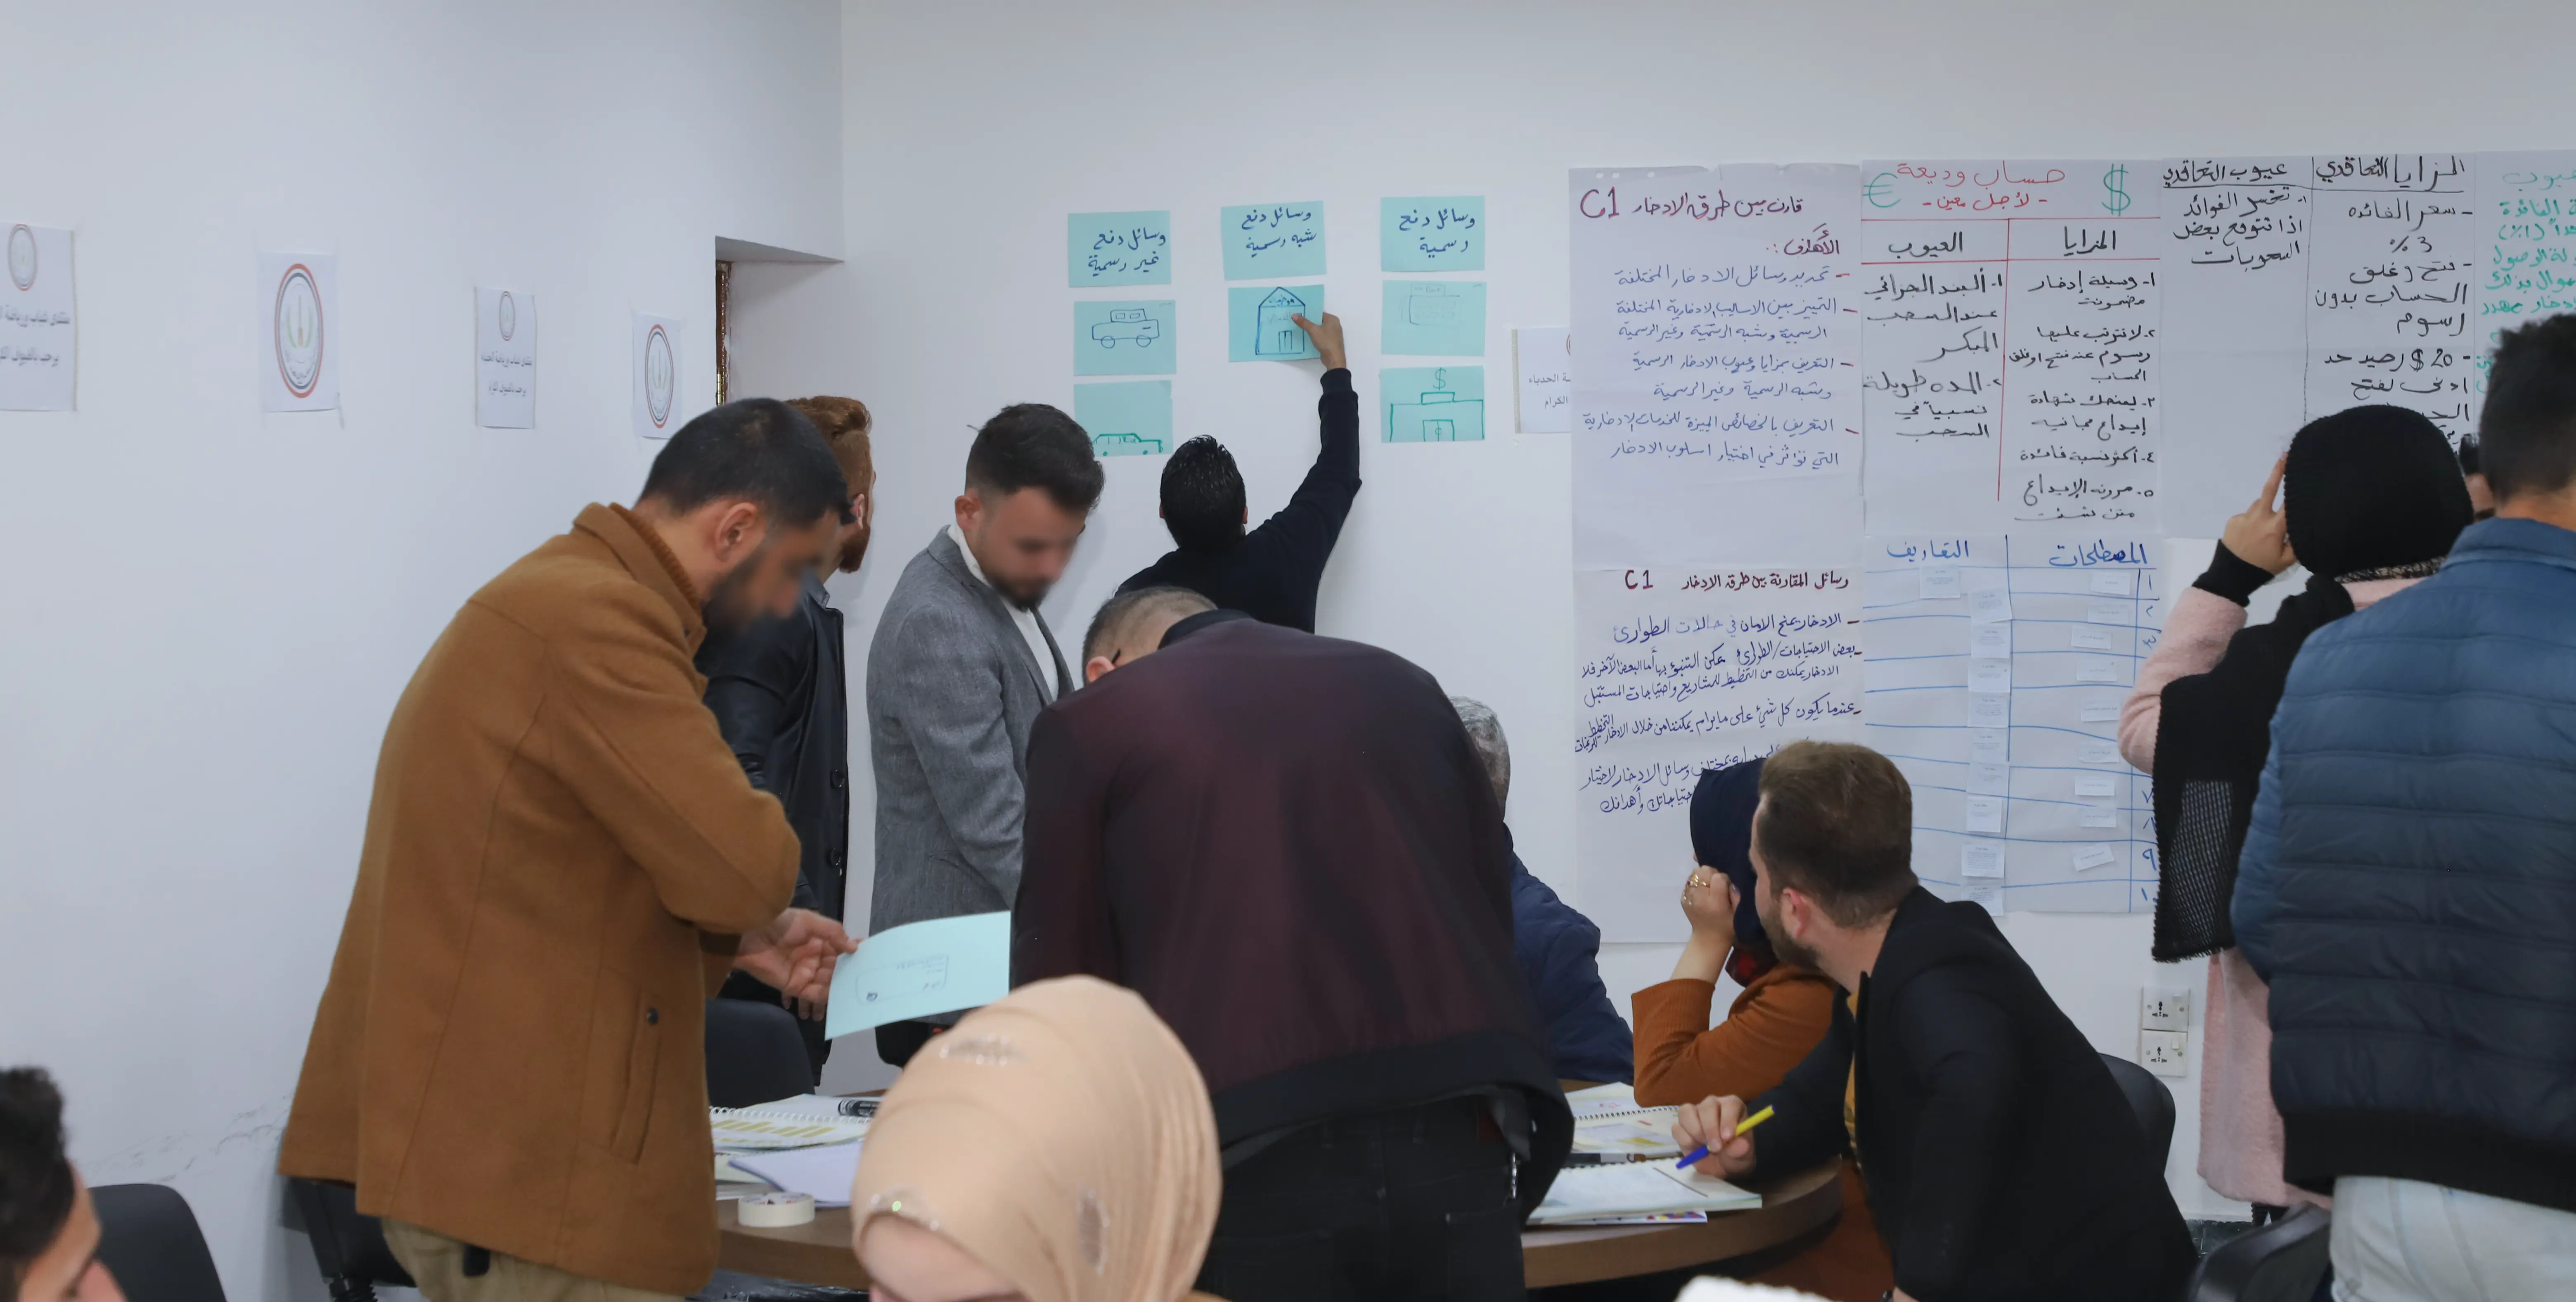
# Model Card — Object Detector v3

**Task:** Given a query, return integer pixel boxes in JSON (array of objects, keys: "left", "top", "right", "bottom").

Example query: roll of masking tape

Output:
[{"left": 738, "top": 1191, "right": 816, "bottom": 1228}]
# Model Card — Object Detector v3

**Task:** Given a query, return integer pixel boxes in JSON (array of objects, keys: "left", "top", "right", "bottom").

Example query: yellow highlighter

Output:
[{"left": 1676, "top": 1104, "right": 1775, "bottom": 1169}]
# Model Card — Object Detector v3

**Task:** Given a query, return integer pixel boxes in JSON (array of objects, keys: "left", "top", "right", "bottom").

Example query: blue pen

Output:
[{"left": 1676, "top": 1103, "right": 1775, "bottom": 1169}]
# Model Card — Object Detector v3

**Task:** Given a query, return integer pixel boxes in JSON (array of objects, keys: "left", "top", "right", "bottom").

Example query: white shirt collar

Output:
[{"left": 946, "top": 522, "right": 992, "bottom": 590}]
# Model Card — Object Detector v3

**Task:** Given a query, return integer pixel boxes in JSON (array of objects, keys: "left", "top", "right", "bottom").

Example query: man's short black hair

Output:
[
  {"left": 968, "top": 404, "right": 1104, "bottom": 513},
  {"left": 0, "top": 1067, "right": 75, "bottom": 1298},
  {"left": 1160, "top": 437, "right": 1247, "bottom": 553},
  {"left": 638, "top": 398, "right": 854, "bottom": 528},
  {"left": 1082, "top": 586, "right": 1214, "bottom": 665},
  {"left": 2479, "top": 313, "right": 2576, "bottom": 500}
]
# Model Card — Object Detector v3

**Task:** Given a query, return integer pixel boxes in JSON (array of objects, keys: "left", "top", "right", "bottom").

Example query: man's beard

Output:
[
  {"left": 994, "top": 576, "right": 1050, "bottom": 612},
  {"left": 701, "top": 539, "right": 776, "bottom": 638},
  {"left": 1759, "top": 891, "right": 1824, "bottom": 973}
]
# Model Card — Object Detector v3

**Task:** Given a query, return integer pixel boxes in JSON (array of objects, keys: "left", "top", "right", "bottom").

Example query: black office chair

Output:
[
  {"left": 706, "top": 998, "right": 817, "bottom": 1108},
  {"left": 90, "top": 1183, "right": 225, "bottom": 1302},
  {"left": 286, "top": 1178, "right": 415, "bottom": 1302},
  {"left": 2099, "top": 1051, "right": 2177, "bottom": 1170},
  {"left": 2187, "top": 1203, "right": 2332, "bottom": 1302}
]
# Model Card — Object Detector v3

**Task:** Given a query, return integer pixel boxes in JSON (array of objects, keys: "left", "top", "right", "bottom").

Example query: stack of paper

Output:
[
  {"left": 724, "top": 1143, "right": 865, "bottom": 1209},
  {"left": 1530, "top": 1162, "right": 1762, "bottom": 1226}
]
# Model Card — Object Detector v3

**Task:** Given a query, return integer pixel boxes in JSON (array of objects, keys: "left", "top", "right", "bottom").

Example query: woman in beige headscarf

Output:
[{"left": 849, "top": 976, "right": 1224, "bottom": 1302}]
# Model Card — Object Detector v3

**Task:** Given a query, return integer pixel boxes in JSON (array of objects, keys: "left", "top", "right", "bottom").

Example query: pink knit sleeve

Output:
[{"left": 2119, "top": 588, "right": 2248, "bottom": 773}]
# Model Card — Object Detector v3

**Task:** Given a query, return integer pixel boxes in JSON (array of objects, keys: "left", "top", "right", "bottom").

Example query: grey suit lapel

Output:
[{"left": 928, "top": 528, "right": 1057, "bottom": 700}]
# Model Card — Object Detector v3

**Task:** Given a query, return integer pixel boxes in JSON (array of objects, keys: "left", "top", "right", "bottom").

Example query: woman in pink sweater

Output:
[{"left": 2121, "top": 406, "right": 2473, "bottom": 1219}]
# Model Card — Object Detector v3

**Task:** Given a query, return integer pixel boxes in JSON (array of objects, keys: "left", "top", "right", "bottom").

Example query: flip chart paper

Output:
[
  {"left": 1381, "top": 195, "right": 1484, "bottom": 271},
  {"left": 1228, "top": 284, "right": 1323, "bottom": 362},
  {"left": 475, "top": 286, "right": 534, "bottom": 428},
  {"left": 1068, "top": 211, "right": 1171, "bottom": 287},
  {"left": 1383, "top": 280, "right": 1486, "bottom": 356},
  {"left": 1221, "top": 202, "right": 1324, "bottom": 280},
  {"left": 824, "top": 912, "right": 1011, "bottom": 1040},
  {"left": 1075, "top": 299, "right": 1176, "bottom": 376},
  {"left": 1863, "top": 534, "right": 2163, "bottom": 913},
  {"left": 0, "top": 224, "right": 74, "bottom": 411},
  {"left": 1569, "top": 164, "right": 1862, "bottom": 566},
  {"left": 1574, "top": 563, "right": 1862, "bottom": 940},
  {"left": 1073, "top": 380, "right": 1173, "bottom": 458},
  {"left": 1515, "top": 327, "right": 1571, "bottom": 433},
  {"left": 631, "top": 312, "right": 682, "bottom": 440},
  {"left": 260, "top": 252, "right": 338, "bottom": 412}
]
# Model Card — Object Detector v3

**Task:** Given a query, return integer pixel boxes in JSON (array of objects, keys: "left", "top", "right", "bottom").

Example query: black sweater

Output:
[
  {"left": 1118, "top": 368, "right": 1360, "bottom": 632},
  {"left": 1750, "top": 889, "right": 2195, "bottom": 1302}
]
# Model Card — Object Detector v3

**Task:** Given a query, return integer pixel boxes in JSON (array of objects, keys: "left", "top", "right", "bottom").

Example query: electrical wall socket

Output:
[
  {"left": 2141, "top": 986, "right": 2191, "bottom": 1032},
  {"left": 2140, "top": 1029, "right": 2189, "bottom": 1077}
]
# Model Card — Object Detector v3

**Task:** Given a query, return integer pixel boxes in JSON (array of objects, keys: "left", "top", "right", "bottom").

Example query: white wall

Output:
[
  {"left": 731, "top": 0, "right": 2576, "bottom": 1221},
  {"left": 0, "top": 5, "right": 840, "bottom": 1299}
]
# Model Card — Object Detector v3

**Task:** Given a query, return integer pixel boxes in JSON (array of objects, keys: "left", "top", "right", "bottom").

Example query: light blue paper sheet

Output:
[
  {"left": 1382, "top": 280, "right": 1486, "bottom": 356},
  {"left": 823, "top": 912, "right": 1011, "bottom": 1041},
  {"left": 1380, "top": 196, "right": 1484, "bottom": 271},
  {"left": 1068, "top": 211, "right": 1172, "bottom": 287},
  {"left": 1074, "top": 380, "right": 1174, "bottom": 456},
  {"left": 1228, "top": 284, "right": 1325, "bottom": 362},
  {"left": 1383, "top": 366, "right": 1486, "bottom": 443},
  {"left": 1221, "top": 202, "right": 1325, "bottom": 280},
  {"left": 1075, "top": 299, "right": 1176, "bottom": 376}
]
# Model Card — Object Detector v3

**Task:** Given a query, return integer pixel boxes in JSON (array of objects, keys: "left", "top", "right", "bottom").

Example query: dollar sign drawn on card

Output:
[{"left": 2101, "top": 164, "right": 2132, "bottom": 216}]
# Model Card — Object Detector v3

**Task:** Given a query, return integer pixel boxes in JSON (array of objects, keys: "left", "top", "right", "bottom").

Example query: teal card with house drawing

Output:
[{"left": 1228, "top": 284, "right": 1326, "bottom": 362}]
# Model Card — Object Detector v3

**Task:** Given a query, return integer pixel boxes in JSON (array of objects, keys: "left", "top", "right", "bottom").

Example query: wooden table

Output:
[{"left": 718, "top": 1158, "right": 1843, "bottom": 1291}]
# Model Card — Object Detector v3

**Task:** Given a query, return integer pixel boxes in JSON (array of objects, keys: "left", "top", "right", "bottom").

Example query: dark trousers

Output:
[
  {"left": 1194, "top": 1098, "right": 1524, "bottom": 1302},
  {"left": 715, "top": 970, "right": 829, "bottom": 1081},
  {"left": 875, "top": 1020, "right": 940, "bottom": 1069}
]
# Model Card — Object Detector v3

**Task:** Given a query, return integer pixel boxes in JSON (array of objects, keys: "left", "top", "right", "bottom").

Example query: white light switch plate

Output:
[
  {"left": 2142, "top": 986, "right": 2191, "bottom": 1032},
  {"left": 2140, "top": 1029, "right": 2189, "bottom": 1077}
]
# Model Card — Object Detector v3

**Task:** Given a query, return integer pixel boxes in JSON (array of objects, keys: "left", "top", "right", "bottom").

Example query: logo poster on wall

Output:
[
  {"left": 260, "top": 252, "right": 339, "bottom": 412},
  {"left": 631, "top": 311, "right": 683, "bottom": 440},
  {"left": 0, "top": 223, "right": 76, "bottom": 411},
  {"left": 476, "top": 286, "right": 535, "bottom": 429}
]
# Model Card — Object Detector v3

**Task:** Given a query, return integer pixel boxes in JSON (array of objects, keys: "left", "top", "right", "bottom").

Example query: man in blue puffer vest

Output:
[
  {"left": 1451, "top": 698, "right": 1635, "bottom": 1085},
  {"left": 2236, "top": 313, "right": 2576, "bottom": 1302}
]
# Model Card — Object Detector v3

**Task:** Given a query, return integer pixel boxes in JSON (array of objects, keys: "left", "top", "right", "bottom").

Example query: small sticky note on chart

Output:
[
  {"left": 1970, "top": 588, "right": 2014, "bottom": 624},
  {"left": 1968, "top": 658, "right": 2013, "bottom": 693},
  {"left": 2091, "top": 572, "right": 2135, "bottom": 596},
  {"left": 1964, "top": 796, "right": 2005, "bottom": 835},
  {"left": 2071, "top": 628, "right": 2115, "bottom": 651},
  {"left": 1969, "top": 693, "right": 2010, "bottom": 726},
  {"left": 2073, "top": 843, "right": 2119, "bottom": 872},
  {"left": 1960, "top": 842, "right": 2005, "bottom": 878},
  {"left": 1919, "top": 566, "right": 1962, "bottom": 600},
  {"left": 2073, "top": 776, "right": 2116, "bottom": 798},
  {"left": 1970, "top": 624, "right": 2011, "bottom": 657},
  {"left": 1968, "top": 762, "right": 2010, "bottom": 796},
  {"left": 2080, "top": 702, "right": 2121, "bottom": 722},
  {"left": 2081, "top": 804, "right": 2121, "bottom": 828},
  {"left": 2082, "top": 745, "right": 2124, "bottom": 766},
  {"left": 2076, "top": 660, "right": 2121, "bottom": 683},
  {"left": 2088, "top": 603, "right": 2130, "bottom": 625},
  {"left": 1971, "top": 728, "right": 2008, "bottom": 765},
  {"left": 1968, "top": 880, "right": 2004, "bottom": 913}
]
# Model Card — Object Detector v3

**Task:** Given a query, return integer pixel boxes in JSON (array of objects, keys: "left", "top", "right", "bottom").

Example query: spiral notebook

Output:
[
  {"left": 710, "top": 1100, "right": 872, "bottom": 1151},
  {"left": 1565, "top": 1084, "right": 1684, "bottom": 1159},
  {"left": 1530, "top": 1163, "right": 1761, "bottom": 1225}
]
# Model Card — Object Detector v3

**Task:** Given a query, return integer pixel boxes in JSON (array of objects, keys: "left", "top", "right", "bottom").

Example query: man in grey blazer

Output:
[{"left": 864, "top": 401, "right": 1103, "bottom": 1067}]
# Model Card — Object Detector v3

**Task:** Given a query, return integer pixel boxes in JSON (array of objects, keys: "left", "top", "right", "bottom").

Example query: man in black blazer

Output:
[
  {"left": 700, "top": 395, "right": 874, "bottom": 1078},
  {"left": 1675, "top": 741, "right": 2194, "bottom": 1302}
]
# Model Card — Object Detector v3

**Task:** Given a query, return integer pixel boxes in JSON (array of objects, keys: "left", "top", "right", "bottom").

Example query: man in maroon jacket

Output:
[{"left": 1014, "top": 586, "right": 1570, "bottom": 1302}]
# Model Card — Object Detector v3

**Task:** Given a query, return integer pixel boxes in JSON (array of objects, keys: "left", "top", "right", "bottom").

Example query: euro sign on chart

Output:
[{"left": 2101, "top": 164, "right": 2132, "bottom": 216}]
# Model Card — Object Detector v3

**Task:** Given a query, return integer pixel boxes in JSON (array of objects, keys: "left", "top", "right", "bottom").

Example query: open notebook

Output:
[
  {"left": 711, "top": 1098, "right": 872, "bottom": 1151},
  {"left": 1565, "top": 1083, "right": 1684, "bottom": 1160},
  {"left": 1530, "top": 1162, "right": 1762, "bottom": 1226}
]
